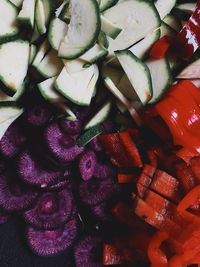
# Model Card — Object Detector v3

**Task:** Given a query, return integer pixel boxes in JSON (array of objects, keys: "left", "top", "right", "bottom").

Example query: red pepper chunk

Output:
[
  {"left": 150, "top": 36, "right": 172, "bottom": 59},
  {"left": 103, "top": 244, "right": 122, "bottom": 265}
]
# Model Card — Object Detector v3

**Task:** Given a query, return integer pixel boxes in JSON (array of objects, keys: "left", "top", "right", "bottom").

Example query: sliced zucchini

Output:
[
  {"left": 63, "top": 59, "right": 85, "bottom": 74},
  {"left": 84, "top": 101, "right": 111, "bottom": 130},
  {"left": 146, "top": 57, "right": 172, "bottom": 104},
  {"left": 0, "top": 40, "right": 29, "bottom": 96},
  {"left": 163, "top": 14, "right": 181, "bottom": 32},
  {"left": 35, "top": 49, "right": 63, "bottom": 79},
  {"left": 58, "top": 0, "right": 101, "bottom": 59},
  {"left": 175, "top": 3, "right": 196, "bottom": 15},
  {"left": 155, "top": 0, "right": 176, "bottom": 19},
  {"left": 35, "top": 0, "right": 51, "bottom": 35},
  {"left": 32, "top": 39, "right": 50, "bottom": 67},
  {"left": 17, "top": 0, "right": 36, "bottom": 28},
  {"left": 116, "top": 50, "right": 152, "bottom": 104},
  {"left": 177, "top": 59, "right": 200, "bottom": 80},
  {"left": 58, "top": 1, "right": 70, "bottom": 23},
  {"left": 48, "top": 17, "right": 68, "bottom": 51},
  {"left": 0, "top": 0, "right": 19, "bottom": 44},
  {"left": 0, "top": 104, "right": 24, "bottom": 141},
  {"left": 101, "top": 64, "right": 124, "bottom": 85},
  {"left": 101, "top": 15, "right": 122, "bottom": 39},
  {"left": 160, "top": 21, "right": 176, "bottom": 37},
  {"left": 55, "top": 0, "right": 68, "bottom": 17},
  {"left": 100, "top": 0, "right": 118, "bottom": 12},
  {"left": 54, "top": 103, "right": 77, "bottom": 119},
  {"left": 77, "top": 124, "right": 104, "bottom": 147},
  {"left": 79, "top": 43, "right": 108, "bottom": 65},
  {"left": 98, "top": 31, "right": 109, "bottom": 49},
  {"left": 8, "top": 0, "right": 23, "bottom": 7},
  {"left": 31, "top": 24, "right": 41, "bottom": 43},
  {"left": 29, "top": 44, "right": 37, "bottom": 64},
  {"left": 103, "top": 0, "right": 160, "bottom": 54},
  {"left": 55, "top": 65, "right": 96, "bottom": 106}
]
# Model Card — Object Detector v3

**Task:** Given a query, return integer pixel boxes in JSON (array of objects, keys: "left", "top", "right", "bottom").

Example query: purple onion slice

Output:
[
  {"left": 0, "top": 173, "right": 38, "bottom": 212},
  {"left": 94, "top": 161, "right": 115, "bottom": 179},
  {"left": 24, "top": 189, "right": 73, "bottom": 229},
  {"left": 59, "top": 118, "right": 82, "bottom": 135},
  {"left": 27, "top": 218, "right": 78, "bottom": 257},
  {"left": 47, "top": 168, "right": 72, "bottom": 191},
  {"left": 44, "top": 123, "right": 84, "bottom": 162},
  {"left": 79, "top": 177, "right": 115, "bottom": 206},
  {"left": 91, "top": 202, "right": 111, "bottom": 222},
  {"left": 0, "top": 123, "right": 27, "bottom": 158},
  {"left": 26, "top": 103, "right": 52, "bottom": 126},
  {"left": 79, "top": 150, "right": 96, "bottom": 181},
  {"left": 74, "top": 236, "right": 103, "bottom": 267},
  {"left": 18, "top": 150, "right": 62, "bottom": 188}
]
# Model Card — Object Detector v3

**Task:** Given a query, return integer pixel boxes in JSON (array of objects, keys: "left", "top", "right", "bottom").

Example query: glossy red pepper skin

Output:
[
  {"left": 150, "top": 36, "right": 172, "bottom": 59},
  {"left": 172, "top": 1, "right": 200, "bottom": 60}
]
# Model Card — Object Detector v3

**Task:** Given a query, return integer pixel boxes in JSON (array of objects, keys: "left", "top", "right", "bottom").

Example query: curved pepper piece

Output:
[{"left": 177, "top": 184, "right": 200, "bottom": 212}]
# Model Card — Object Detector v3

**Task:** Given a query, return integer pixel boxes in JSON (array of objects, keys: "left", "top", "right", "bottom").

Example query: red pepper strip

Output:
[
  {"left": 177, "top": 185, "right": 200, "bottom": 212},
  {"left": 167, "top": 238, "right": 184, "bottom": 254},
  {"left": 147, "top": 231, "right": 168, "bottom": 267},
  {"left": 150, "top": 36, "right": 172, "bottom": 59},
  {"left": 150, "top": 170, "right": 181, "bottom": 203},
  {"left": 119, "top": 131, "right": 143, "bottom": 168},
  {"left": 171, "top": 1, "right": 200, "bottom": 60},
  {"left": 137, "top": 173, "right": 152, "bottom": 197},
  {"left": 176, "top": 147, "right": 199, "bottom": 165},
  {"left": 190, "top": 157, "right": 200, "bottom": 183},
  {"left": 142, "top": 164, "right": 157, "bottom": 178},
  {"left": 102, "top": 244, "right": 122, "bottom": 265},
  {"left": 118, "top": 173, "right": 136, "bottom": 184},
  {"left": 147, "top": 149, "right": 158, "bottom": 168}
]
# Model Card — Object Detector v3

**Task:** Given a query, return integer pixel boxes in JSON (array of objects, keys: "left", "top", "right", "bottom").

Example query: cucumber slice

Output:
[
  {"left": 48, "top": 17, "right": 68, "bottom": 51},
  {"left": 0, "top": 104, "right": 23, "bottom": 140},
  {"left": 63, "top": 59, "right": 85, "bottom": 74},
  {"left": 176, "top": 3, "right": 195, "bottom": 15},
  {"left": 116, "top": 50, "right": 152, "bottom": 104},
  {"left": 17, "top": 0, "right": 36, "bottom": 28},
  {"left": 146, "top": 57, "right": 172, "bottom": 104},
  {"left": 155, "top": 0, "right": 176, "bottom": 19},
  {"left": 29, "top": 44, "right": 37, "bottom": 64},
  {"left": 177, "top": 59, "right": 200, "bottom": 80},
  {"left": 55, "top": 65, "right": 96, "bottom": 106},
  {"left": 0, "top": 0, "right": 19, "bottom": 44},
  {"left": 38, "top": 77, "right": 65, "bottom": 103},
  {"left": 163, "top": 14, "right": 181, "bottom": 32},
  {"left": 80, "top": 44, "right": 108, "bottom": 65},
  {"left": 58, "top": 0, "right": 101, "bottom": 59},
  {"left": 8, "top": 0, "right": 23, "bottom": 7},
  {"left": 84, "top": 101, "right": 111, "bottom": 130},
  {"left": 98, "top": 31, "right": 109, "bottom": 49},
  {"left": 103, "top": 0, "right": 160, "bottom": 54},
  {"left": 101, "top": 15, "right": 122, "bottom": 39},
  {"left": 100, "top": 0, "right": 118, "bottom": 12},
  {"left": 35, "top": 0, "right": 51, "bottom": 35},
  {"left": 35, "top": 49, "right": 63, "bottom": 78},
  {"left": 77, "top": 124, "right": 104, "bottom": 147},
  {"left": 0, "top": 40, "right": 29, "bottom": 96},
  {"left": 32, "top": 40, "right": 50, "bottom": 67}
]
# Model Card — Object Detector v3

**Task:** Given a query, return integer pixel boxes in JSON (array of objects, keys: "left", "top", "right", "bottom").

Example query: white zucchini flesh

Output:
[
  {"left": 8, "top": 0, "right": 23, "bottom": 7},
  {"left": 36, "top": 49, "right": 64, "bottom": 78},
  {"left": 48, "top": 17, "right": 68, "bottom": 51},
  {"left": 55, "top": 65, "right": 96, "bottom": 106},
  {"left": 116, "top": 50, "right": 152, "bottom": 104},
  {"left": 17, "top": 0, "right": 36, "bottom": 28},
  {"left": 103, "top": 0, "right": 160, "bottom": 55},
  {"left": 100, "top": 0, "right": 118, "bottom": 12},
  {"left": 155, "top": 0, "right": 176, "bottom": 19},
  {"left": 32, "top": 40, "right": 50, "bottom": 67},
  {"left": 58, "top": 0, "right": 101, "bottom": 59},
  {"left": 29, "top": 44, "right": 37, "bottom": 64},
  {"left": 35, "top": 0, "right": 51, "bottom": 35},
  {"left": 0, "top": 40, "right": 29, "bottom": 95},
  {"left": 84, "top": 101, "right": 111, "bottom": 130},
  {"left": 55, "top": 0, "right": 68, "bottom": 17},
  {"left": 0, "top": 105, "right": 24, "bottom": 141},
  {"left": 176, "top": 3, "right": 196, "bottom": 14},
  {"left": 177, "top": 59, "right": 200, "bottom": 80},
  {"left": 160, "top": 22, "right": 176, "bottom": 38},
  {"left": 63, "top": 59, "right": 85, "bottom": 74},
  {"left": 31, "top": 24, "right": 40, "bottom": 43},
  {"left": 145, "top": 57, "right": 172, "bottom": 104},
  {"left": 100, "top": 15, "right": 122, "bottom": 39},
  {"left": 0, "top": 0, "right": 19, "bottom": 43},
  {"left": 163, "top": 15, "right": 181, "bottom": 32},
  {"left": 79, "top": 43, "right": 107, "bottom": 64}
]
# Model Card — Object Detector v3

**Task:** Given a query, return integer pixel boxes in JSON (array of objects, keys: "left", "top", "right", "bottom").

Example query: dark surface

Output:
[{"left": 0, "top": 218, "right": 74, "bottom": 267}]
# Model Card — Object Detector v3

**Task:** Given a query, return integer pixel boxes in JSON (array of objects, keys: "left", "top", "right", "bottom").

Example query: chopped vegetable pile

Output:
[{"left": 2, "top": 0, "right": 200, "bottom": 266}]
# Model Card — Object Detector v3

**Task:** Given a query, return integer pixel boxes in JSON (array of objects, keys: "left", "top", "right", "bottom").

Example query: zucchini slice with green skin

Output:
[
  {"left": 80, "top": 44, "right": 108, "bottom": 65},
  {"left": 35, "top": 0, "right": 51, "bottom": 35},
  {"left": 77, "top": 124, "right": 104, "bottom": 147},
  {"left": 160, "top": 21, "right": 176, "bottom": 37},
  {"left": 0, "top": 0, "right": 19, "bottom": 44},
  {"left": 100, "top": 0, "right": 119, "bottom": 12},
  {"left": 31, "top": 24, "right": 41, "bottom": 43},
  {"left": 35, "top": 49, "right": 63, "bottom": 79},
  {"left": 8, "top": 0, "right": 23, "bottom": 7},
  {"left": 55, "top": 65, "right": 97, "bottom": 106},
  {"left": 103, "top": 0, "right": 160, "bottom": 55},
  {"left": 48, "top": 17, "right": 68, "bottom": 51},
  {"left": 17, "top": 0, "right": 36, "bottom": 28},
  {"left": 29, "top": 44, "right": 37, "bottom": 64},
  {"left": 98, "top": 31, "right": 109, "bottom": 49},
  {"left": 155, "top": 0, "right": 176, "bottom": 19},
  {"left": 115, "top": 49, "right": 152, "bottom": 105},
  {"left": 84, "top": 101, "right": 111, "bottom": 130},
  {"left": 32, "top": 39, "right": 50, "bottom": 68},
  {"left": 0, "top": 40, "right": 29, "bottom": 96},
  {"left": 163, "top": 15, "right": 181, "bottom": 32},
  {"left": 101, "top": 15, "right": 122, "bottom": 39},
  {"left": 146, "top": 57, "right": 172, "bottom": 104},
  {"left": 58, "top": 0, "right": 101, "bottom": 59},
  {"left": 101, "top": 64, "right": 124, "bottom": 85},
  {"left": 55, "top": 0, "right": 68, "bottom": 18},
  {"left": 175, "top": 3, "right": 195, "bottom": 15},
  {"left": 63, "top": 59, "right": 85, "bottom": 74},
  {"left": 0, "top": 103, "right": 24, "bottom": 141}
]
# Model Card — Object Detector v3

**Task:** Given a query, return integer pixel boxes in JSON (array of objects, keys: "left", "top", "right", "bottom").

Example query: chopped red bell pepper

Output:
[
  {"left": 142, "top": 164, "right": 156, "bottom": 178},
  {"left": 190, "top": 157, "right": 200, "bottom": 183},
  {"left": 118, "top": 173, "right": 136, "bottom": 184},
  {"left": 150, "top": 36, "right": 172, "bottom": 59},
  {"left": 177, "top": 184, "right": 200, "bottom": 212},
  {"left": 147, "top": 149, "right": 158, "bottom": 168},
  {"left": 137, "top": 173, "right": 152, "bottom": 197},
  {"left": 103, "top": 244, "right": 122, "bottom": 265}
]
